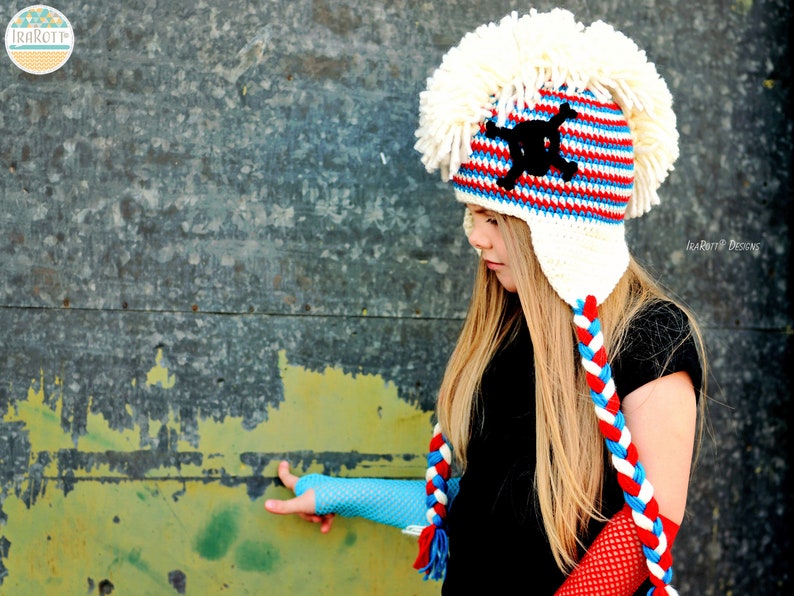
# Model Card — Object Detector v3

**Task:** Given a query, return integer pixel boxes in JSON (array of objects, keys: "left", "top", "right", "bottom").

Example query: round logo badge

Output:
[{"left": 5, "top": 5, "right": 74, "bottom": 75}]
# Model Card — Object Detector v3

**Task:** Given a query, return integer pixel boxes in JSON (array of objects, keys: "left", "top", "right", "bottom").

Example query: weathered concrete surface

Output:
[{"left": 0, "top": 0, "right": 791, "bottom": 593}]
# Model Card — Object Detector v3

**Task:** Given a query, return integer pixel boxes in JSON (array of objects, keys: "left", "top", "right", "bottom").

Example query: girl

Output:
[{"left": 266, "top": 9, "right": 705, "bottom": 595}]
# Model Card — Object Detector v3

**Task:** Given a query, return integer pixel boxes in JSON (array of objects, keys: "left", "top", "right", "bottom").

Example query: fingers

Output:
[
  {"left": 264, "top": 460, "right": 334, "bottom": 532},
  {"left": 264, "top": 496, "right": 335, "bottom": 533},
  {"left": 264, "top": 461, "right": 317, "bottom": 516},
  {"left": 276, "top": 460, "right": 300, "bottom": 491},
  {"left": 296, "top": 512, "right": 335, "bottom": 533},
  {"left": 264, "top": 491, "right": 313, "bottom": 516}
]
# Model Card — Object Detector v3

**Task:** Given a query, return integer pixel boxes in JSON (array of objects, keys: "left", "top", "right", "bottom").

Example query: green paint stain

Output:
[
  {"left": 343, "top": 531, "right": 357, "bottom": 547},
  {"left": 127, "top": 547, "right": 142, "bottom": 565},
  {"left": 194, "top": 507, "right": 239, "bottom": 560},
  {"left": 124, "top": 546, "right": 160, "bottom": 582},
  {"left": 234, "top": 540, "right": 280, "bottom": 573},
  {"left": 107, "top": 545, "right": 163, "bottom": 588}
]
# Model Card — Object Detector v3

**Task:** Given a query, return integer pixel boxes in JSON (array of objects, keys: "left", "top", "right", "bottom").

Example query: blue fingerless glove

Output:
[{"left": 295, "top": 475, "right": 460, "bottom": 530}]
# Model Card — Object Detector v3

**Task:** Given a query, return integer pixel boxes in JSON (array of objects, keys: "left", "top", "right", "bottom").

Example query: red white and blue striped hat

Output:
[{"left": 415, "top": 8, "right": 679, "bottom": 306}]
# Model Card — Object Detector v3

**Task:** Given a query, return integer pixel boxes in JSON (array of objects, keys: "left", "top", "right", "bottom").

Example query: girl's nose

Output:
[{"left": 468, "top": 224, "right": 491, "bottom": 250}]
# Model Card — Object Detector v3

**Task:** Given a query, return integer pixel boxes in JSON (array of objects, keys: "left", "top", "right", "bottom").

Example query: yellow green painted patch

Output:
[{"left": 1, "top": 348, "right": 436, "bottom": 593}]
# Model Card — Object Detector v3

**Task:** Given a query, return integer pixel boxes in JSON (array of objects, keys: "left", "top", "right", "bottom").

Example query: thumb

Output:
[{"left": 265, "top": 490, "right": 316, "bottom": 516}]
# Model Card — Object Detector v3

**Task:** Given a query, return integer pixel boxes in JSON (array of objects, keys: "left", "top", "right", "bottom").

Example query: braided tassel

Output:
[
  {"left": 413, "top": 423, "right": 452, "bottom": 581},
  {"left": 572, "top": 296, "right": 678, "bottom": 596}
]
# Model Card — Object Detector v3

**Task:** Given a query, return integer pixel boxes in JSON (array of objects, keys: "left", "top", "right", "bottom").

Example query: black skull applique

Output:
[{"left": 485, "top": 102, "right": 579, "bottom": 190}]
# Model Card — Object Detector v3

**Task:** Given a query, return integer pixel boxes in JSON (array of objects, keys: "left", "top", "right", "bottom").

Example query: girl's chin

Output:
[{"left": 495, "top": 274, "right": 517, "bottom": 293}]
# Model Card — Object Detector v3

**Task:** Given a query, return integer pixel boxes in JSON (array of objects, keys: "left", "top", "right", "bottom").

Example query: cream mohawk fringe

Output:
[{"left": 414, "top": 8, "right": 679, "bottom": 219}]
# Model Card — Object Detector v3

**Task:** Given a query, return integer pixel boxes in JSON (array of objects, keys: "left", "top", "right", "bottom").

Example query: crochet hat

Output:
[
  {"left": 413, "top": 9, "right": 681, "bottom": 594},
  {"left": 414, "top": 8, "right": 678, "bottom": 306}
]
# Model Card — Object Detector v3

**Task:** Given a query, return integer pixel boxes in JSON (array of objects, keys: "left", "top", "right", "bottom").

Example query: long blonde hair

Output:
[{"left": 436, "top": 213, "right": 706, "bottom": 571}]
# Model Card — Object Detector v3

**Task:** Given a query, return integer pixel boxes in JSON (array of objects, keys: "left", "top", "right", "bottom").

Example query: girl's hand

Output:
[{"left": 264, "top": 460, "right": 336, "bottom": 533}]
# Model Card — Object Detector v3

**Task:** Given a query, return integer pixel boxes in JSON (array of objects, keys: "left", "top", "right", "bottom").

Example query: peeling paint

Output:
[
  {"left": 4, "top": 349, "right": 431, "bottom": 483},
  {"left": 1, "top": 480, "right": 437, "bottom": 594},
  {"left": 146, "top": 348, "right": 176, "bottom": 389},
  {"left": 1, "top": 349, "right": 434, "bottom": 592},
  {"left": 6, "top": 372, "right": 138, "bottom": 454}
]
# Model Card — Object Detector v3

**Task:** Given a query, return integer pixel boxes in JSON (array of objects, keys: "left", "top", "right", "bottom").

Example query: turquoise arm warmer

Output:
[{"left": 294, "top": 475, "right": 461, "bottom": 530}]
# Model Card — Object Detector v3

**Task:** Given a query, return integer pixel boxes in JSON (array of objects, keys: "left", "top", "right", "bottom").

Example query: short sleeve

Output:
[{"left": 611, "top": 301, "right": 703, "bottom": 399}]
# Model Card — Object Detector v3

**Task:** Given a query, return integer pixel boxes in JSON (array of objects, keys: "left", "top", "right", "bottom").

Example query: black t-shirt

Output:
[{"left": 442, "top": 301, "right": 702, "bottom": 595}]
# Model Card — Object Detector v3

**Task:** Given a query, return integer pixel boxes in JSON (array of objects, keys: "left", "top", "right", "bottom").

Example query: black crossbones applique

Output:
[{"left": 485, "top": 102, "right": 579, "bottom": 190}]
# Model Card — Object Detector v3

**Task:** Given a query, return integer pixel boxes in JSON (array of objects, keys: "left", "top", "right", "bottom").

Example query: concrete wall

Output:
[{"left": 0, "top": 0, "right": 790, "bottom": 593}]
